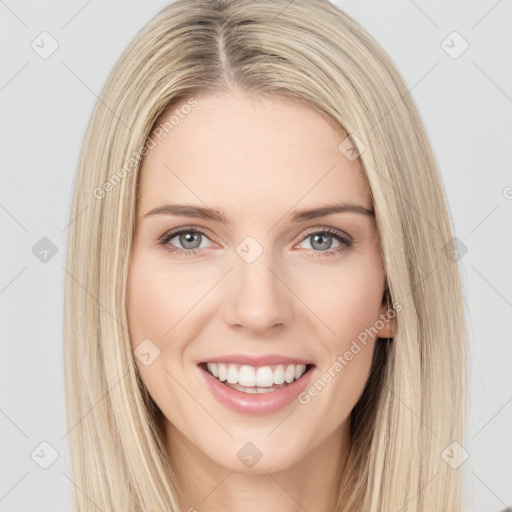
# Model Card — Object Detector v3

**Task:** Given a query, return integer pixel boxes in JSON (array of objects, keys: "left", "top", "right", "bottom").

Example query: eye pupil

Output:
[
  {"left": 311, "top": 233, "right": 332, "bottom": 250},
  {"left": 180, "top": 232, "right": 201, "bottom": 249}
]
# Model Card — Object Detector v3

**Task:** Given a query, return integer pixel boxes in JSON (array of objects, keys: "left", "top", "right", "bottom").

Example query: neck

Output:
[{"left": 165, "top": 419, "right": 352, "bottom": 512}]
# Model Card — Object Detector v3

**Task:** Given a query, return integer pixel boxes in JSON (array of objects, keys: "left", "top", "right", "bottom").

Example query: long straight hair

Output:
[{"left": 63, "top": 1, "right": 468, "bottom": 510}]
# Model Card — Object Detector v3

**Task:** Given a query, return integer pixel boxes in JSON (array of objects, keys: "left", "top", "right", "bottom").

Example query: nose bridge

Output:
[{"left": 224, "top": 238, "right": 292, "bottom": 331}]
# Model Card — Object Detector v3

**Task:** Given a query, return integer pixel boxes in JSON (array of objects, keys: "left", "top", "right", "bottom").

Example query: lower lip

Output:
[{"left": 198, "top": 364, "right": 315, "bottom": 416}]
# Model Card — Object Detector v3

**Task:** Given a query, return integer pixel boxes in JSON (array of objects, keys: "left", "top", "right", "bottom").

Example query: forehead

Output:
[{"left": 137, "top": 91, "right": 371, "bottom": 219}]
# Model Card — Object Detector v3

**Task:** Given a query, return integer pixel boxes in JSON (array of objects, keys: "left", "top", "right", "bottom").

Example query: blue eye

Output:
[
  {"left": 296, "top": 227, "right": 353, "bottom": 258},
  {"left": 159, "top": 228, "right": 213, "bottom": 257},
  {"left": 159, "top": 226, "right": 353, "bottom": 258}
]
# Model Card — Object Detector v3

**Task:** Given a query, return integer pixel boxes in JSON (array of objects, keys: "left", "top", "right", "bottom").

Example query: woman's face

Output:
[{"left": 126, "top": 89, "right": 393, "bottom": 474}]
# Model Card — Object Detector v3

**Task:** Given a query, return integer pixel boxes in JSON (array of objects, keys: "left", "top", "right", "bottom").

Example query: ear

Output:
[{"left": 376, "top": 288, "right": 397, "bottom": 338}]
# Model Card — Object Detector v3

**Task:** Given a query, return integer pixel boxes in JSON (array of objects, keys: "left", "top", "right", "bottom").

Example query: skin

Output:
[{"left": 126, "top": 87, "right": 395, "bottom": 512}]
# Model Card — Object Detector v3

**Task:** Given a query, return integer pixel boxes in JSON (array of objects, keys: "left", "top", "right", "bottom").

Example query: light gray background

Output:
[{"left": 1, "top": 1, "right": 511, "bottom": 510}]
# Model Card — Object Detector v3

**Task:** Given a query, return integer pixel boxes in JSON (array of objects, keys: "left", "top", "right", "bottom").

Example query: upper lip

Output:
[{"left": 198, "top": 354, "right": 314, "bottom": 367}]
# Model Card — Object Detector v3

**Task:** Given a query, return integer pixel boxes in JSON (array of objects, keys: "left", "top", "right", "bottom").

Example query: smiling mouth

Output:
[{"left": 199, "top": 362, "right": 315, "bottom": 394}]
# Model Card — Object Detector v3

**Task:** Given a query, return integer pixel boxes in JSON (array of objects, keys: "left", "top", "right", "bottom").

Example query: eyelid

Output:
[
  {"left": 297, "top": 225, "right": 354, "bottom": 244},
  {"left": 159, "top": 225, "right": 217, "bottom": 245},
  {"left": 160, "top": 225, "right": 352, "bottom": 247},
  {"left": 159, "top": 224, "right": 356, "bottom": 265}
]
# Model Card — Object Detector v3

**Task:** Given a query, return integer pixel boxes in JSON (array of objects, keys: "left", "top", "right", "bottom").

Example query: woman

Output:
[{"left": 63, "top": 0, "right": 468, "bottom": 510}]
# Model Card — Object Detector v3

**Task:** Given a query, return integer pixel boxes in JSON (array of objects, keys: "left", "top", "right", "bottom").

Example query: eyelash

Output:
[{"left": 158, "top": 226, "right": 353, "bottom": 259}]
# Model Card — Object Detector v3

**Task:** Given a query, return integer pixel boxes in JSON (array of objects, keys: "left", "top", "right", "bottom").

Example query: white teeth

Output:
[
  {"left": 205, "top": 363, "right": 308, "bottom": 387},
  {"left": 239, "top": 365, "right": 256, "bottom": 387},
  {"left": 273, "top": 364, "right": 285, "bottom": 385},
  {"left": 218, "top": 364, "right": 227, "bottom": 382},
  {"left": 284, "top": 364, "right": 296, "bottom": 383},
  {"left": 227, "top": 365, "right": 238, "bottom": 384},
  {"left": 209, "top": 362, "right": 219, "bottom": 378},
  {"left": 256, "top": 366, "right": 274, "bottom": 387},
  {"left": 229, "top": 382, "right": 277, "bottom": 394}
]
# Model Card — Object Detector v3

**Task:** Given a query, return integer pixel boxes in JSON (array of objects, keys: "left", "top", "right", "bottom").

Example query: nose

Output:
[{"left": 222, "top": 249, "right": 294, "bottom": 334}]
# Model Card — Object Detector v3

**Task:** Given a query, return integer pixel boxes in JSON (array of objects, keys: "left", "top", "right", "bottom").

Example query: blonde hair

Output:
[{"left": 63, "top": 0, "right": 468, "bottom": 510}]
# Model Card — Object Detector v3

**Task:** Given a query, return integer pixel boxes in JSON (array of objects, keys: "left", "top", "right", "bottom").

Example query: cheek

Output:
[
  {"left": 127, "top": 271, "right": 167, "bottom": 349},
  {"left": 126, "top": 257, "right": 199, "bottom": 350},
  {"left": 125, "top": 259, "right": 193, "bottom": 409},
  {"left": 297, "top": 254, "right": 384, "bottom": 411},
  {"left": 126, "top": 259, "right": 199, "bottom": 421},
  {"left": 304, "top": 255, "right": 385, "bottom": 347}
]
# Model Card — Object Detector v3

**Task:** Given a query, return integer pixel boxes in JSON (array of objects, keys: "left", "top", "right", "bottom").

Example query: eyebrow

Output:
[{"left": 143, "top": 202, "right": 374, "bottom": 224}]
